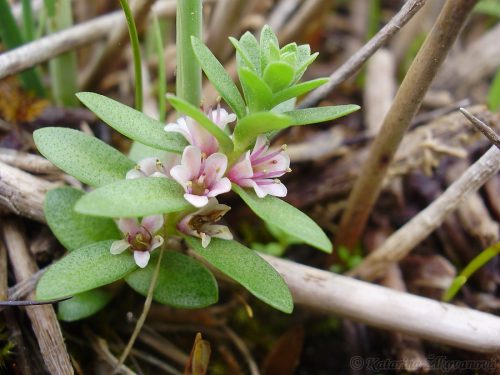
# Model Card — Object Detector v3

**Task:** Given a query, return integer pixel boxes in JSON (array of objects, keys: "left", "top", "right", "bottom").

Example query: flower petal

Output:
[
  {"left": 141, "top": 215, "right": 164, "bottom": 234},
  {"left": 228, "top": 152, "right": 253, "bottom": 181},
  {"left": 110, "top": 239, "right": 130, "bottom": 254},
  {"left": 118, "top": 218, "right": 140, "bottom": 236},
  {"left": 126, "top": 169, "right": 144, "bottom": 179},
  {"left": 170, "top": 165, "right": 192, "bottom": 188},
  {"left": 150, "top": 235, "right": 164, "bottom": 251},
  {"left": 185, "top": 193, "right": 209, "bottom": 207},
  {"left": 207, "top": 177, "right": 231, "bottom": 197},
  {"left": 134, "top": 251, "right": 151, "bottom": 268},
  {"left": 205, "top": 224, "right": 233, "bottom": 241},
  {"left": 182, "top": 146, "right": 202, "bottom": 176},
  {"left": 137, "top": 157, "right": 159, "bottom": 176},
  {"left": 200, "top": 232, "right": 211, "bottom": 248},
  {"left": 204, "top": 152, "right": 228, "bottom": 183},
  {"left": 260, "top": 181, "right": 287, "bottom": 197}
]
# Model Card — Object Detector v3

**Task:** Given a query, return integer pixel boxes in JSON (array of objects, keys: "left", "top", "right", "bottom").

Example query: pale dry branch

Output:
[
  {"left": 263, "top": 254, "right": 500, "bottom": 353},
  {"left": 299, "top": 0, "right": 427, "bottom": 108},
  {"left": 335, "top": 0, "right": 478, "bottom": 250},
  {"left": 349, "top": 146, "right": 500, "bottom": 281},
  {"left": 2, "top": 219, "right": 73, "bottom": 375},
  {"left": 460, "top": 108, "right": 500, "bottom": 149},
  {"left": 0, "top": 148, "right": 59, "bottom": 174}
]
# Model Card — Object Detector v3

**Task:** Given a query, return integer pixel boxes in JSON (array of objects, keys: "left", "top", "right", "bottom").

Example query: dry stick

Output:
[
  {"left": 262, "top": 253, "right": 500, "bottom": 353},
  {"left": 460, "top": 108, "right": 500, "bottom": 149},
  {"left": 79, "top": 0, "right": 156, "bottom": 90},
  {"left": 0, "top": 2, "right": 176, "bottom": 81},
  {"left": 2, "top": 219, "right": 74, "bottom": 375},
  {"left": 299, "top": 0, "right": 427, "bottom": 109},
  {"left": 349, "top": 146, "right": 500, "bottom": 281},
  {"left": 335, "top": 0, "right": 478, "bottom": 251},
  {"left": 0, "top": 148, "right": 59, "bottom": 174}
]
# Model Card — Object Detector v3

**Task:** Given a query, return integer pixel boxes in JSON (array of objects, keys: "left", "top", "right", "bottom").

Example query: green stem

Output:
[
  {"left": 176, "top": 0, "right": 202, "bottom": 106},
  {"left": 153, "top": 15, "right": 167, "bottom": 122},
  {"left": 443, "top": 242, "right": 500, "bottom": 302},
  {"left": 21, "top": 0, "right": 35, "bottom": 41},
  {"left": 119, "top": 0, "right": 143, "bottom": 112}
]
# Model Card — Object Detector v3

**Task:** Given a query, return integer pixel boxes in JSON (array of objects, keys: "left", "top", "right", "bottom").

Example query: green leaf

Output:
[
  {"left": 45, "top": 187, "right": 120, "bottom": 251},
  {"left": 238, "top": 67, "right": 273, "bottom": 112},
  {"left": 272, "top": 78, "right": 328, "bottom": 105},
  {"left": 34, "top": 127, "right": 134, "bottom": 187},
  {"left": 236, "top": 32, "right": 261, "bottom": 75},
  {"left": 232, "top": 185, "right": 332, "bottom": 253},
  {"left": 58, "top": 289, "right": 113, "bottom": 322},
  {"left": 260, "top": 25, "right": 279, "bottom": 72},
  {"left": 285, "top": 105, "right": 360, "bottom": 126},
  {"left": 263, "top": 61, "right": 295, "bottom": 92},
  {"left": 294, "top": 52, "right": 318, "bottom": 83},
  {"left": 166, "top": 94, "right": 233, "bottom": 153},
  {"left": 191, "top": 36, "right": 246, "bottom": 119},
  {"left": 233, "top": 112, "right": 293, "bottom": 152},
  {"left": 36, "top": 240, "right": 137, "bottom": 300},
  {"left": 187, "top": 238, "right": 293, "bottom": 313},
  {"left": 229, "top": 36, "right": 256, "bottom": 72},
  {"left": 126, "top": 251, "right": 218, "bottom": 308},
  {"left": 487, "top": 67, "right": 500, "bottom": 111},
  {"left": 76, "top": 92, "right": 186, "bottom": 153},
  {"left": 75, "top": 178, "right": 190, "bottom": 218}
]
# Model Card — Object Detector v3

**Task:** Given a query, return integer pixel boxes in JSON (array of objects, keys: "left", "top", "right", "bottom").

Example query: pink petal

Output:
[
  {"left": 151, "top": 171, "right": 168, "bottom": 178},
  {"left": 126, "top": 169, "right": 144, "bottom": 179},
  {"left": 170, "top": 165, "right": 192, "bottom": 188},
  {"left": 204, "top": 152, "right": 228, "bottom": 183},
  {"left": 260, "top": 181, "right": 287, "bottom": 197},
  {"left": 141, "top": 215, "right": 164, "bottom": 233},
  {"left": 118, "top": 218, "right": 140, "bottom": 236},
  {"left": 182, "top": 146, "right": 202, "bottom": 177},
  {"left": 164, "top": 120, "right": 192, "bottom": 143},
  {"left": 134, "top": 251, "right": 151, "bottom": 268},
  {"left": 137, "top": 157, "right": 159, "bottom": 176},
  {"left": 177, "top": 214, "right": 195, "bottom": 236},
  {"left": 207, "top": 177, "right": 231, "bottom": 197},
  {"left": 228, "top": 152, "right": 253, "bottom": 181},
  {"left": 251, "top": 135, "right": 269, "bottom": 158},
  {"left": 186, "top": 117, "right": 218, "bottom": 155},
  {"left": 110, "top": 239, "right": 130, "bottom": 254},
  {"left": 149, "top": 235, "right": 164, "bottom": 251},
  {"left": 185, "top": 193, "right": 209, "bottom": 207},
  {"left": 260, "top": 153, "right": 290, "bottom": 173}
]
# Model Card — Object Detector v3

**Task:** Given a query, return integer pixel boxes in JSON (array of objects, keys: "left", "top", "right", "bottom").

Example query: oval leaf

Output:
[
  {"left": 233, "top": 112, "right": 293, "bottom": 152},
  {"left": 34, "top": 127, "right": 134, "bottom": 187},
  {"left": 58, "top": 289, "right": 113, "bottom": 322},
  {"left": 126, "top": 251, "right": 218, "bottom": 308},
  {"left": 233, "top": 185, "right": 332, "bottom": 253},
  {"left": 191, "top": 36, "right": 246, "bottom": 119},
  {"left": 263, "top": 61, "right": 295, "bottom": 92},
  {"left": 187, "top": 238, "right": 293, "bottom": 313},
  {"left": 76, "top": 92, "right": 187, "bottom": 153},
  {"left": 36, "top": 240, "right": 137, "bottom": 300},
  {"left": 166, "top": 94, "right": 233, "bottom": 154},
  {"left": 75, "top": 177, "right": 190, "bottom": 218},
  {"left": 285, "top": 105, "right": 360, "bottom": 126},
  {"left": 45, "top": 187, "right": 120, "bottom": 251},
  {"left": 238, "top": 67, "right": 273, "bottom": 113}
]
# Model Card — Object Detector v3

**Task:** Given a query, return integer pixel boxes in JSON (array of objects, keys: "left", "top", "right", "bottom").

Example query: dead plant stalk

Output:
[{"left": 335, "top": 0, "right": 478, "bottom": 251}]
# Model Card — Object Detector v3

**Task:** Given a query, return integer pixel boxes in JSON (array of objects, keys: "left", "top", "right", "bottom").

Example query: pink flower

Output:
[
  {"left": 110, "top": 215, "right": 164, "bottom": 268},
  {"left": 170, "top": 146, "right": 231, "bottom": 207},
  {"left": 178, "top": 198, "right": 233, "bottom": 247},
  {"left": 229, "top": 135, "right": 291, "bottom": 198},
  {"left": 164, "top": 106, "right": 236, "bottom": 156},
  {"left": 125, "top": 155, "right": 179, "bottom": 179}
]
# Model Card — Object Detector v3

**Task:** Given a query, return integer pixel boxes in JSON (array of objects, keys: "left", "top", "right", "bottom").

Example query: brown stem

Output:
[{"left": 334, "top": 0, "right": 478, "bottom": 251}]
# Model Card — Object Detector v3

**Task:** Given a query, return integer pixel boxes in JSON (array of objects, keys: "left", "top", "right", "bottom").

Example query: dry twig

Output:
[
  {"left": 460, "top": 108, "right": 500, "bottom": 149},
  {"left": 335, "top": 0, "right": 478, "bottom": 250},
  {"left": 349, "top": 146, "right": 500, "bottom": 281}
]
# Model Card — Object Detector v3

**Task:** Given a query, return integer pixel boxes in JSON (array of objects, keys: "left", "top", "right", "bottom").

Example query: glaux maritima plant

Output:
[{"left": 33, "top": 26, "right": 359, "bottom": 319}]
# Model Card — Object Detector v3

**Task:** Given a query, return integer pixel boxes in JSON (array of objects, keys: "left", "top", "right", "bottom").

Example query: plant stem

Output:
[
  {"left": 119, "top": 0, "right": 143, "bottom": 112},
  {"left": 116, "top": 248, "right": 164, "bottom": 369},
  {"left": 443, "top": 242, "right": 500, "bottom": 302},
  {"left": 176, "top": 0, "right": 202, "bottom": 106},
  {"left": 334, "top": 0, "right": 478, "bottom": 252},
  {"left": 153, "top": 15, "right": 167, "bottom": 122},
  {"left": 21, "top": 0, "right": 34, "bottom": 41}
]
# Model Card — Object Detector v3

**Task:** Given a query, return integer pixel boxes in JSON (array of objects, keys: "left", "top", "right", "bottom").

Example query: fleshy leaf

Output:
[
  {"left": 33, "top": 127, "right": 134, "bottom": 187},
  {"left": 166, "top": 94, "right": 233, "bottom": 154},
  {"left": 285, "top": 105, "right": 360, "bottom": 126},
  {"left": 76, "top": 92, "right": 187, "bottom": 153},
  {"left": 45, "top": 187, "right": 120, "bottom": 251},
  {"left": 75, "top": 178, "right": 190, "bottom": 218},
  {"left": 272, "top": 78, "right": 328, "bottom": 106},
  {"left": 187, "top": 238, "right": 293, "bottom": 313},
  {"left": 126, "top": 251, "right": 218, "bottom": 308},
  {"left": 58, "top": 289, "right": 113, "bottom": 322},
  {"left": 233, "top": 112, "right": 293, "bottom": 152},
  {"left": 260, "top": 25, "right": 279, "bottom": 72},
  {"left": 36, "top": 240, "right": 137, "bottom": 300},
  {"left": 238, "top": 67, "right": 273, "bottom": 112},
  {"left": 191, "top": 36, "right": 246, "bottom": 119},
  {"left": 233, "top": 185, "right": 332, "bottom": 253},
  {"left": 263, "top": 61, "right": 295, "bottom": 92},
  {"left": 234, "top": 32, "right": 261, "bottom": 75}
]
